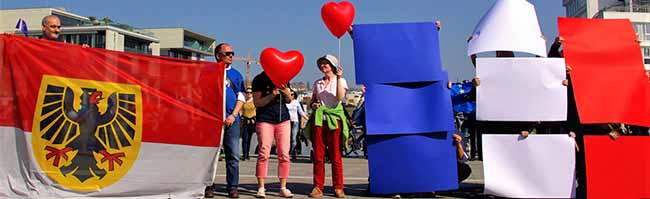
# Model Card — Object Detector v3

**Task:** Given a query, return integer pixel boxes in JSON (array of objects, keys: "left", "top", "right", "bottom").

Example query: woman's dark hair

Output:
[
  {"left": 316, "top": 57, "right": 337, "bottom": 73},
  {"left": 316, "top": 57, "right": 330, "bottom": 67}
]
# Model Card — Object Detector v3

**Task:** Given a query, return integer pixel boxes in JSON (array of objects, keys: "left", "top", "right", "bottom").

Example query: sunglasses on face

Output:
[{"left": 220, "top": 52, "right": 235, "bottom": 56}]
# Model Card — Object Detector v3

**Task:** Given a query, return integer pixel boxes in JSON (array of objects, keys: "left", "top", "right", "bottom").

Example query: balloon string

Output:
[{"left": 338, "top": 38, "right": 342, "bottom": 67}]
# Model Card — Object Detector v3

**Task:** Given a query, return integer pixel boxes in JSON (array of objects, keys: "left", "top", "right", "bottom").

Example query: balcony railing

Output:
[
  {"left": 607, "top": 5, "right": 650, "bottom": 13},
  {"left": 602, "top": 3, "right": 650, "bottom": 13},
  {"left": 124, "top": 46, "right": 152, "bottom": 55},
  {"left": 69, "top": 21, "right": 156, "bottom": 37},
  {"left": 183, "top": 40, "right": 213, "bottom": 53},
  {"left": 107, "top": 23, "right": 156, "bottom": 37}
]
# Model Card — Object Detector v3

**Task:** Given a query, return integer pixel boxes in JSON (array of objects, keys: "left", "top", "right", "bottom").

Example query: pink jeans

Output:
[{"left": 255, "top": 121, "right": 291, "bottom": 179}]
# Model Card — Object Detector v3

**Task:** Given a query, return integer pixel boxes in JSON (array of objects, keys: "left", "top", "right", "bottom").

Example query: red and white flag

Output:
[{"left": 0, "top": 35, "right": 224, "bottom": 198}]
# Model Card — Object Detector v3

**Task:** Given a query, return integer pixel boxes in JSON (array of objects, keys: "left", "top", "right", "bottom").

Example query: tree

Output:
[{"left": 100, "top": 17, "right": 113, "bottom": 25}]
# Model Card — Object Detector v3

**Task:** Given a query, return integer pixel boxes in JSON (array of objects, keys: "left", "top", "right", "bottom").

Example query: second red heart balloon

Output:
[
  {"left": 321, "top": 1, "right": 355, "bottom": 38},
  {"left": 259, "top": 48, "right": 304, "bottom": 87}
]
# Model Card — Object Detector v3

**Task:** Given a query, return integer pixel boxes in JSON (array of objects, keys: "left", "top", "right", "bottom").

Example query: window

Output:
[
  {"left": 633, "top": 23, "right": 649, "bottom": 41},
  {"left": 632, "top": 23, "right": 650, "bottom": 42},
  {"left": 566, "top": 0, "right": 587, "bottom": 17},
  {"left": 643, "top": 47, "right": 650, "bottom": 57},
  {"left": 183, "top": 37, "right": 211, "bottom": 52},
  {"left": 166, "top": 50, "right": 191, "bottom": 59},
  {"left": 641, "top": 48, "right": 650, "bottom": 65},
  {"left": 54, "top": 14, "right": 87, "bottom": 27},
  {"left": 124, "top": 36, "right": 152, "bottom": 55},
  {"left": 644, "top": 24, "right": 650, "bottom": 41},
  {"left": 61, "top": 32, "right": 106, "bottom": 48}
]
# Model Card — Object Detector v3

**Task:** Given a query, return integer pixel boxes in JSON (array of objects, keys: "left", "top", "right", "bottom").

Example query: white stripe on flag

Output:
[{"left": 0, "top": 126, "right": 219, "bottom": 198}]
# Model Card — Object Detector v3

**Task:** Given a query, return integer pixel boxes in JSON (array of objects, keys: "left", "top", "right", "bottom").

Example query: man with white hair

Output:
[{"left": 40, "top": 15, "right": 61, "bottom": 41}]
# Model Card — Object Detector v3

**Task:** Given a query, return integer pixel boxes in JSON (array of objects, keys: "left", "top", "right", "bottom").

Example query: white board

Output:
[
  {"left": 483, "top": 134, "right": 576, "bottom": 198},
  {"left": 477, "top": 58, "right": 567, "bottom": 121}
]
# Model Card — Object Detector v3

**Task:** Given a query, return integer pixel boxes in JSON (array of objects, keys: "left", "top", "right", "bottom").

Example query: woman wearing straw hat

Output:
[{"left": 306, "top": 54, "right": 348, "bottom": 198}]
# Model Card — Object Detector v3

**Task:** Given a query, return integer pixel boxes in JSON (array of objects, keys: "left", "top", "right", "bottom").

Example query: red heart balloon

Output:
[
  {"left": 259, "top": 48, "right": 304, "bottom": 87},
  {"left": 321, "top": 1, "right": 355, "bottom": 38}
]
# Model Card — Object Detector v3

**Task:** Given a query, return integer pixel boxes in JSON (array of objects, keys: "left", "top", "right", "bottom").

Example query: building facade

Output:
[
  {"left": 0, "top": 7, "right": 160, "bottom": 55},
  {"left": 145, "top": 28, "right": 215, "bottom": 60},
  {"left": 564, "top": 0, "right": 650, "bottom": 70}
]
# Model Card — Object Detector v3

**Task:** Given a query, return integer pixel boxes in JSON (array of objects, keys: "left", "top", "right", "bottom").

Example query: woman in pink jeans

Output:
[{"left": 251, "top": 71, "right": 294, "bottom": 198}]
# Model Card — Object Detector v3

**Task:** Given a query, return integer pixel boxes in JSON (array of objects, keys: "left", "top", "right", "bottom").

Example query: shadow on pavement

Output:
[
  {"left": 211, "top": 182, "right": 488, "bottom": 198},
  {"left": 212, "top": 182, "right": 372, "bottom": 198}
]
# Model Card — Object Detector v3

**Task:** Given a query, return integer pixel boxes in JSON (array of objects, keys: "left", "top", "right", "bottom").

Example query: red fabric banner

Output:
[
  {"left": 0, "top": 35, "right": 224, "bottom": 147},
  {"left": 584, "top": 136, "right": 650, "bottom": 199},
  {"left": 558, "top": 17, "right": 650, "bottom": 127}
]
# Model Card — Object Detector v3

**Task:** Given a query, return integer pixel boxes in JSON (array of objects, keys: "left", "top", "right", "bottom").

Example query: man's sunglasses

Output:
[{"left": 220, "top": 52, "right": 235, "bottom": 56}]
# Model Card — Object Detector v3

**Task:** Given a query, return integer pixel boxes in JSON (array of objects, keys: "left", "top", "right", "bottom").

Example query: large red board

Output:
[
  {"left": 558, "top": 17, "right": 650, "bottom": 127},
  {"left": 584, "top": 136, "right": 650, "bottom": 199}
]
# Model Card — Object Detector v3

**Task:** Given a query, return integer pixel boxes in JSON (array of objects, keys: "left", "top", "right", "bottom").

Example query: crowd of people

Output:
[
  {"left": 209, "top": 45, "right": 468, "bottom": 198},
  {"left": 458, "top": 35, "right": 650, "bottom": 199},
  {"left": 204, "top": 38, "right": 353, "bottom": 198},
  {"left": 16, "top": 14, "right": 355, "bottom": 199},
  {"left": 14, "top": 14, "right": 650, "bottom": 199}
]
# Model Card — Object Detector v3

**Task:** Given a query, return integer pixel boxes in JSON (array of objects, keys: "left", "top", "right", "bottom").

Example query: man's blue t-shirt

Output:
[{"left": 225, "top": 66, "right": 245, "bottom": 122}]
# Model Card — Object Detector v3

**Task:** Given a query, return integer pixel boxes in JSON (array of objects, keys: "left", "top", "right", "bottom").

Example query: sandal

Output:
[
  {"left": 309, "top": 187, "right": 323, "bottom": 198},
  {"left": 334, "top": 189, "right": 346, "bottom": 198},
  {"left": 279, "top": 188, "right": 294, "bottom": 198},
  {"left": 255, "top": 187, "right": 266, "bottom": 198}
]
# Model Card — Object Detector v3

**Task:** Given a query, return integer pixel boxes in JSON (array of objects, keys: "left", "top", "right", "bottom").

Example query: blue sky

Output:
[{"left": 1, "top": 0, "right": 565, "bottom": 86}]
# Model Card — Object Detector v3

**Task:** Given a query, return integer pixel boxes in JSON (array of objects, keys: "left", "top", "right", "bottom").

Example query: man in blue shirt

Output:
[{"left": 206, "top": 43, "right": 245, "bottom": 198}]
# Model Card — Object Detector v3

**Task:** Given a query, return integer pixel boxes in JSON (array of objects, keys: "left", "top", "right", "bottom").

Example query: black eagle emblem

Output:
[{"left": 39, "top": 85, "right": 137, "bottom": 182}]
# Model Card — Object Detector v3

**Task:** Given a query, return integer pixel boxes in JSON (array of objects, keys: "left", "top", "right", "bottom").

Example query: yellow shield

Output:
[{"left": 32, "top": 75, "right": 142, "bottom": 191}]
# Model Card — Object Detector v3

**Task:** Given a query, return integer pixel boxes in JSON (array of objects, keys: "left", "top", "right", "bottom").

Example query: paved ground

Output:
[{"left": 209, "top": 155, "right": 488, "bottom": 199}]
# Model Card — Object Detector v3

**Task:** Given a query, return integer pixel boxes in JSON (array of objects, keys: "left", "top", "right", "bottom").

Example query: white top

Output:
[
  {"left": 286, "top": 100, "right": 306, "bottom": 122},
  {"left": 312, "top": 77, "right": 348, "bottom": 108}
]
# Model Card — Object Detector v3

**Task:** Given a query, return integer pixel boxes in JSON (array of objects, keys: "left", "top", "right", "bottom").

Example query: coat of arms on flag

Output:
[{"left": 32, "top": 75, "right": 143, "bottom": 191}]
